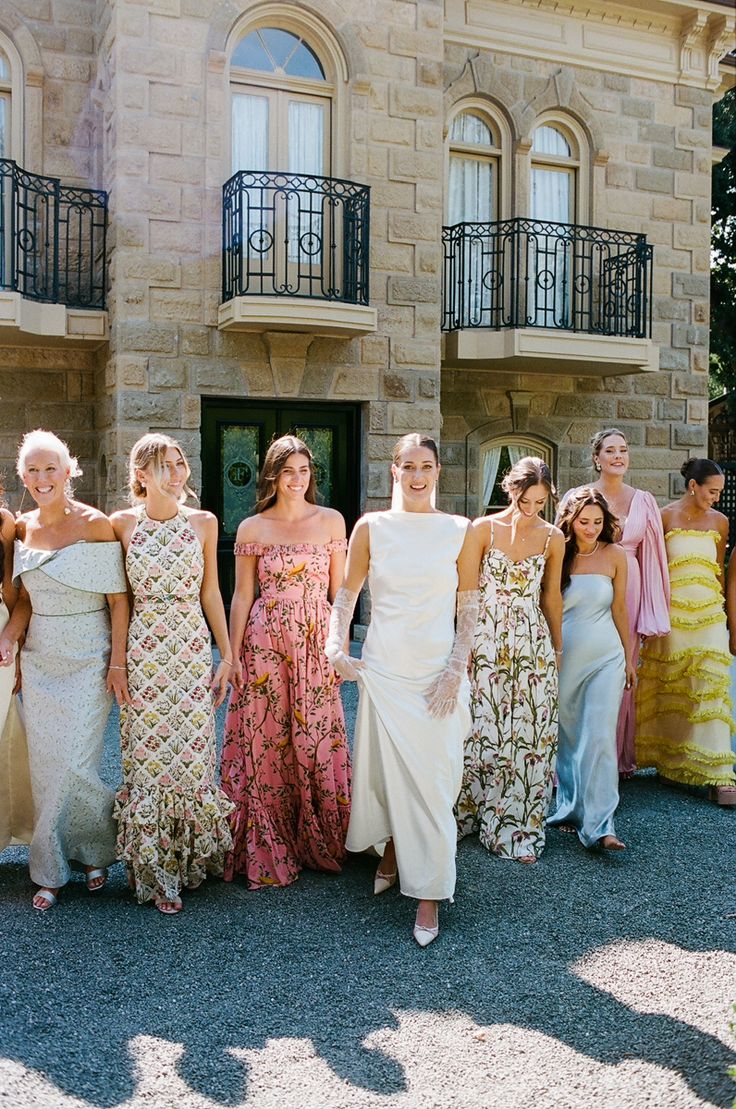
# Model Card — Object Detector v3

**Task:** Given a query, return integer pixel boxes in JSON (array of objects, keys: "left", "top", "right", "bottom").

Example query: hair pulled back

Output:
[
  {"left": 16, "top": 429, "right": 82, "bottom": 498},
  {"left": 255, "top": 435, "right": 317, "bottom": 514},
  {"left": 391, "top": 433, "right": 439, "bottom": 467},
  {"left": 557, "top": 488, "right": 620, "bottom": 591},
  {"left": 680, "top": 457, "right": 723, "bottom": 486},
  {"left": 591, "top": 427, "right": 628, "bottom": 470},
  {"left": 501, "top": 455, "right": 556, "bottom": 503},
  {"left": 128, "top": 433, "right": 196, "bottom": 504}
]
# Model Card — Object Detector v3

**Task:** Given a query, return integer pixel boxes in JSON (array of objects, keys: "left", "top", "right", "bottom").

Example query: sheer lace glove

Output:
[
  {"left": 424, "top": 590, "right": 480, "bottom": 718},
  {"left": 325, "top": 587, "right": 364, "bottom": 682}
]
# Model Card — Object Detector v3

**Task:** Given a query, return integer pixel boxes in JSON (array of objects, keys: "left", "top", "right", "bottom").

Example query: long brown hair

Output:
[
  {"left": 557, "top": 489, "right": 620, "bottom": 591},
  {"left": 255, "top": 435, "right": 317, "bottom": 514}
]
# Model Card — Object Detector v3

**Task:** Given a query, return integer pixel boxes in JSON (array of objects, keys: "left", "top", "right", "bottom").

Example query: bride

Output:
[{"left": 326, "top": 433, "right": 480, "bottom": 946}]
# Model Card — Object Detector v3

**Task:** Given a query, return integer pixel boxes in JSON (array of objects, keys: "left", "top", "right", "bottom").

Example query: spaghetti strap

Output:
[
  {"left": 542, "top": 525, "right": 553, "bottom": 556},
  {"left": 490, "top": 520, "right": 494, "bottom": 547}
]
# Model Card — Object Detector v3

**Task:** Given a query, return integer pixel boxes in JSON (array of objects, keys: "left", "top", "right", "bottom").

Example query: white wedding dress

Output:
[{"left": 346, "top": 510, "right": 472, "bottom": 901}]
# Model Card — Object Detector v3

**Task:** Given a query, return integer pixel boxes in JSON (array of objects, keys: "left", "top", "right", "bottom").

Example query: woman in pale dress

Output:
[
  {"left": 561, "top": 429, "right": 670, "bottom": 775},
  {"left": 326, "top": 434, "right": 481, "bottom": 947},
  {"left": 456, "top": 457, "right": 564, "bottom": 864},
  {"left": 8, "top": 430, "right": 130, "bottom": 911},
  {"left": 0, "top": 489, "right": 34, "bottom": 854},
  {"left": 636, "top": 459, "right": 736, "bottom": 805},
  {"left": 111, "top": 434, "right": 235, "bottom": 914},
  {"left": 548, "top": 490, "right": 635, "bottom": 849},
  {"left": 220, "top": 435, "right": 350, "bottom": 889}
]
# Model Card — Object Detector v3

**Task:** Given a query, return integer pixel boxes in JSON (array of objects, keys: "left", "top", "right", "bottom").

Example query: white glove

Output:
[
  {"left": 424, "top": 590, "right": 480, "bottom": 718},
  {"left": 325, "top": 587, "right": 365, "bottom": 682}
]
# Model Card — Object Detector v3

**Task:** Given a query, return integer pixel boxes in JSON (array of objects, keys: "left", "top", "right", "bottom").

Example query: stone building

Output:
[{"left": 0, "top": 0, "right": 733, "bottom": 595}]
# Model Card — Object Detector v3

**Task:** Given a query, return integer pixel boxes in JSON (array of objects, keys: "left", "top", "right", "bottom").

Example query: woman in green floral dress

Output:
[{"left": 456, "top": 457, "right": 564, "bottom": 863}]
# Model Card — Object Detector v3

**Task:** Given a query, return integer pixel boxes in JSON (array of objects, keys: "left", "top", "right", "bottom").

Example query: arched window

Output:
[
  {"left": 0, "top": 47, "right": 11, "bottom": 158},
  {"left": 479, "top": 436, "right": 555, "bottom": 516},
  {"left": 530, "top": 122, "right": 579, "bottom": 225},
  {"left": 447, "top": 108, "right": 501, "bottom": 225},
  {"left": 230, "top": 25, "right": 331, "bottom": 177}
]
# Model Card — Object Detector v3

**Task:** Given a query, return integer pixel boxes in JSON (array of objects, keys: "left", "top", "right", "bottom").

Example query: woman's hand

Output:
[
  {"left": 211, "top": 660, "right": 232, "bottom": 708},
  {"left": 624, "top": 659, "right": 637, "bottom": 690},
  {"left": 0, "top": 635, "right": 15, "bottom": 668},
  {"left": 229, "top": 656, "right": 243, "bottom": 691},
  {"left": 730, "top": 631, "right": 736, "bottom": 657},
  {"left": 424, "top": 669, "right": 462, "bottom": 718},
  {"left": 13, "top": 654, "right": 21, "bottom": 695},
  {"left": 107, "top": 666, "right": 132, "bottom": 706}
]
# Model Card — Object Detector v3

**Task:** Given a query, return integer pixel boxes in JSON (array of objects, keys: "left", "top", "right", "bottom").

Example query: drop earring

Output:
[{"left": 690, "top": 488, "right": 695, "bottom": 496}]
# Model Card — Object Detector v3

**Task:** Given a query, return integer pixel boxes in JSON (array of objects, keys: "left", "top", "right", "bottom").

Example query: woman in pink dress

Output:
[
  {"left": 220, "top": 435, "right": 350, "bottom": 888},
  {"left": 561, "top": 429, "right": 670, "bottom": 775}
]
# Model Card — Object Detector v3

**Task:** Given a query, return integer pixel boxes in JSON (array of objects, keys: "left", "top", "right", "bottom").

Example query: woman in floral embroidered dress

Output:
[
  {"left": 111, "top": 434, "right": 234, "bottom": 915},
  {"left": 456, "top": 457, "right": 564, "bottom": 863},
  {"left": 220, "top": 435, "right": 350, "bottom": 889}
]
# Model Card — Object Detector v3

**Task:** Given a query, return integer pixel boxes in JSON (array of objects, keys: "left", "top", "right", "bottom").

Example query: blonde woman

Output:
[
  {"left": 10, "top": 430, "right": 129, "bottom": 911},
  {"left": 110, "top": 434, "right": 234, "bottom": 914}
]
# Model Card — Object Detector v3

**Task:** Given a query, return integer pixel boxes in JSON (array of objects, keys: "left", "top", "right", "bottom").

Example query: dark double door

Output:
[{"left": 201, "top": 399, "right": 361, "bottom": 605}]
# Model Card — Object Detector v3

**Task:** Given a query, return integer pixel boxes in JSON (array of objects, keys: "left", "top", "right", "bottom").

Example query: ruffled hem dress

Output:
[
  {"left": 13, "top": 541, "right": 125, "bottom": 887},
  {"left": 220, "top": 540, "right": 350, "bottom": 889},
  {"left": 113, "top": 507, "right": 234, "bottom": 904},
  {"left": 635, "top": 529, "right": 736, "bottom": 787}
]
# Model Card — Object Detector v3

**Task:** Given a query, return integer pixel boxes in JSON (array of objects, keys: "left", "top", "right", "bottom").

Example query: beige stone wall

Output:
[{"left": 438, "top": 46, "right": 713, "bottom": 515}]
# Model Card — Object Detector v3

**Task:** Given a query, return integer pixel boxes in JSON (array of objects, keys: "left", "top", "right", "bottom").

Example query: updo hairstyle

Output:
[
  {"left": 680, "top": 458, "right": 723, "bottom": 486},
  {"left": 391, "top": 433, "right": 439, "bottom": 467},
  {"left": 501, "top": 455, "right": 556, "bottom": 503},
  {"left": 128, "top": 433, "right": 196, "bottom": 504}
]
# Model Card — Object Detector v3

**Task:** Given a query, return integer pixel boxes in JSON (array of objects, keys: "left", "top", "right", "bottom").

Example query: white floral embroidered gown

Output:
[
  {"left": 113, "top": 507, "right": 234, "bottom": 904},
  {"left": 456, "top": 522, "right": 558, "bottom": 859}
]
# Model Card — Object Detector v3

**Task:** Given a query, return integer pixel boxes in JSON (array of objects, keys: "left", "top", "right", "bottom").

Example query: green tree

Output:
[{"left": 711, "top": 86, "right": 736, "bottom": 395}]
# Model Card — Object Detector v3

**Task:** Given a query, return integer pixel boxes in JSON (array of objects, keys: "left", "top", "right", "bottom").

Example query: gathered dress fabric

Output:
[
  {"left": 456, "top": 526, "right": 558, "bottom": 860},
  {"left": 220, "top": 540, "right": 350, "bottom": 889},
  {"left": 615, "top": 490, "right": 670, "bottom": 774},
  {"left": 548, "top": 574, "right": 625, "bottom": 846},
  {"left": 13, "top": 541, "right": 124, "bottom": 887},
  {"left": 635, "top": 529, "right": 735, "bottom": 787},
  {"left": 113, "top": 507, "right": 234, "bottom": 904},
  {"left": 346, "top": 511, "right": 471, "bottom": 902},
  {"left": 0, "top": 599, "right": 33, "bottom": 852}
]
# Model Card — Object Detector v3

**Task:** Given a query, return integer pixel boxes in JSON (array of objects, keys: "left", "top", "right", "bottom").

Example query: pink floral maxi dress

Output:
[
  {"left": 113, "top": 507, "right": 235, "bottom": 904},
  {"left": 220, "top": 540, "right": 351, "bottom": 889}
]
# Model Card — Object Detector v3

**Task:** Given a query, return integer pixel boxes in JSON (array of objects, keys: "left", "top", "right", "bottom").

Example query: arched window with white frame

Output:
[
  {"left": 447, "top": 108, "right": 502, "bottom": 226},
  {"left": 479, "top": 436, "right": 555, "bottom": 516},
  {"left": 530, "top": 122, "right": 579, "bottom": 226}
]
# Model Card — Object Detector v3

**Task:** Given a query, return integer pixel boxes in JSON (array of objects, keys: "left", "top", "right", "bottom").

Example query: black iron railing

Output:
[
  {"left": 0, "top": 159, "right": 107, "bottom": 310},
  {"left": 222, "top": 170, "right": 370, "bottom": 305},
  {"left": 442, "top": 217, "right": 652, "bottom": 338}
]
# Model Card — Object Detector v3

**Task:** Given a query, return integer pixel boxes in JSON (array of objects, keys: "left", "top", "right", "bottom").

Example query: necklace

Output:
[{"left": 578, "top": 541, "right": 599, "bottom": 557}]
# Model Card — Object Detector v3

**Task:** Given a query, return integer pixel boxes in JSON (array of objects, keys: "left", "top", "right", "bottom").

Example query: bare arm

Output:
[
  {"left": 342, "top": 518, "right": 371, "bottom": 594},
  {"left": 105, "top": 591, "right": 132, "bottom": 706},
  {"left": 715, "top": 514, "right": 729, "bottom": 595},
  {"left": 540, "top": 528, "right": 564, "bottom": 656},
  {"left": 327, "top": 512, "right": 348, "bottom": 603},
  {"left": 727, "top": 553, "right": 736, "bottom": 655},
  {"left": 1, "top": 510, "right": 18, "bottom": 612},
  {"left": 193, "top": 513, "right": 231, "bottom": 707},
  {"left": 228, "top": 546, "right": 258, "bottom": 685},
  {"left": 610, "top": 546, "right": 635, "bottom": 687}
]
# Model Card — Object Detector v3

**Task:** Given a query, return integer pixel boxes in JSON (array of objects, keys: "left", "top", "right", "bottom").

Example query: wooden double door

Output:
[{"left": 201, "top": 399, "right": 361, "bottom": 606}]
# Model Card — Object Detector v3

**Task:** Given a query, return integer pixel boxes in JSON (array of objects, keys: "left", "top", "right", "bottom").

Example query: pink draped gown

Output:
[{"left": 617, "top": 490, "right": 671, "bottom": 773}]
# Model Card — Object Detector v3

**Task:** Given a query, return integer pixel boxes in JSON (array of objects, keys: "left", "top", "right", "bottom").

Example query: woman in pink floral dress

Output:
[{"left": 220, "top": 435, "right": 350, "bottom": 889}]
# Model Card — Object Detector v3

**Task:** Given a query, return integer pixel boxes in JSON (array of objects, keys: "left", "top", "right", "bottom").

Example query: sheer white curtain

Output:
[
  {"left": 481, "top": 446, "right": 503, "bottom": 512},
  {"left": 448, "top": 155, "right": 493, "bottom": 327},
  {"left": 530, "top": 167, "right": 572, "bottom": 326},
  {"left": 232, "top": 94, "right": 269, "bottom": 263},
  {"left": 288, "top": 100, "right": 324, "bottom": 266},
  {"left": 507, "top": 445, "right": 527, "bottom": 467}
]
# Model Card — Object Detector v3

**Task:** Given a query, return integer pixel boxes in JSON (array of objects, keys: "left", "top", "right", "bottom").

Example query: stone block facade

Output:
[{"left": 0, "top": 0, "right": 733, "bottom": 528}]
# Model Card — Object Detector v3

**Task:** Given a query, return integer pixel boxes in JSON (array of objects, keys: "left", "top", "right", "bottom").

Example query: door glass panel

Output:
[
  {"left": 0, "top": 94, "right": 8, "bottom": 158},
  {"left": 221, "top": 424, "right": 260, "bottom": 535},
  {"left": 232, "top": 93, "right": 269, "bottom": 172},
  {"left": 288, "top": 100, "right": 324, "bottom": 175},
  {"left": 531, "top": 167, "right": 571, "bottom": 222},
  {"left": 294, "top": 425, "right": 334, "bottom": 505}
]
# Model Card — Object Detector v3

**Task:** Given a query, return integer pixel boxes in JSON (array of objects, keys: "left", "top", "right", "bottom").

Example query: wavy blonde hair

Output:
[{"left": 128, "top": 433, "right": 196, "bottom": 504}]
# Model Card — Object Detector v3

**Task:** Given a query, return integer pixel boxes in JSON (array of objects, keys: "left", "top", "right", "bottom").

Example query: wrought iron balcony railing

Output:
[
  {"left": 442, "top": 218, "right": 652, "bottom": 339},
  {"left": 222, "top": 170, "right": 370, "bottom": 305},
  {"left": 0, "top": 159, "right": 107, "bottom": 311}
]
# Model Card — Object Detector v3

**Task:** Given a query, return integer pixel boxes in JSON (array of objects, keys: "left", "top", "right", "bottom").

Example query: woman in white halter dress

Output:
[{"left": 326, "top": 434, "right": 480, "bottom": 947}]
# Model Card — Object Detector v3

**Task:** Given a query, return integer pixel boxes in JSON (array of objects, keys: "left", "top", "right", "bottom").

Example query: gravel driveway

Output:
[{"left": 1, "top": 682, "right": 734, "bottom": 1108}]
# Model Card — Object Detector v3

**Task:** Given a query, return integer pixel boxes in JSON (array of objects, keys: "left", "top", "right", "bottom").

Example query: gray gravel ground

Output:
[{"left": 1, "top": 681, "right": 734, "bottom": 1109}]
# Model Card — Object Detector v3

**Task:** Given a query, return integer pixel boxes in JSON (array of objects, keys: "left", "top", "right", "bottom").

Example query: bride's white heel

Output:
[
  {"left": 373, "top": 866, "right": 397, "bottom": 895},
  {"left": 413, "top": 904, "right": 439, "bottom": 947}
]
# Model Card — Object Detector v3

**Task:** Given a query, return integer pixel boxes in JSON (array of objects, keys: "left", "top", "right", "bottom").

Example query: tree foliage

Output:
[{"left": 710, "top": 86, "right": 736, "bottom": 394}]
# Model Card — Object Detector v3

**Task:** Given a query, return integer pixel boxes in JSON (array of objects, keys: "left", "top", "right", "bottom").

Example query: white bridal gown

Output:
[{"left": 346, "top": 510, "right": 472, "bottom": 901}]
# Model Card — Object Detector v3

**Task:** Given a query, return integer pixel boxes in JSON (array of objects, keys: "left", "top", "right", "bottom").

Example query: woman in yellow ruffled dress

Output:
[{"left": 636, "top": 458, "right": 736, "bottom": 805}]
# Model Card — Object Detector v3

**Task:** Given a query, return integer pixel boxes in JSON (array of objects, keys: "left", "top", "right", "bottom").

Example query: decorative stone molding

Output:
[
  {"left": 218, "top": 296, "right": 377, "bottom": 337},
  {"left": 0, "top": 292, "right": 108, "bottom": 348},
  {"left": 444, "top": 328, "right": 659, "bottom": 378}
]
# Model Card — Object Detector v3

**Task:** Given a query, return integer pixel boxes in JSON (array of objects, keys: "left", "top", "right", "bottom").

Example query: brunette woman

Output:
[
  {"left": 456, "top": 457, "right": 564, "bottom": 864},
  {"left": 220, "top": 435, "right": 351, "bottom": 889},
  {"left": 548, "top": 490, "right": 634, "bottom": 850}
]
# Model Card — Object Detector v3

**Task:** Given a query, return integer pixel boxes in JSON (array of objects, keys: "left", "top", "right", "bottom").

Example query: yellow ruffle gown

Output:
[{"left": 636, "top": 529, "right": 736, "bottom": 786}]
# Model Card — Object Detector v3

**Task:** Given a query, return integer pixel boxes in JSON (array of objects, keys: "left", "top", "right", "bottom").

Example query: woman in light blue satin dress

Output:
[{"left": 549, "top": 490, "right": 635, "bottom": 850}]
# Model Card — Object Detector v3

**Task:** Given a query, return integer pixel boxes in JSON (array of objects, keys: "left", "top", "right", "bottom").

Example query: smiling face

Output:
[
  {"left": 391, "top": 445, "right": 440, "bottom": 507},
  {"left": 572, "top": 504, "right": 604, "bottom": 547},
  {"left": 513, "top": 482, "right": 549, "bottom": 519},
  {"left": 594, "top": 434, "right": 629, "bottom": 477},
  {"left": 275, "top": 452, "right": 312, "bottom": 502},
  {"left": 689, "top": 474, "right": 724, "bottom": 511},
  {"left": 22, "top": 449, "right": 70, "bottom": 508},
  {"left": 138, "top": 446, "right": 189, "bottom": 501}
]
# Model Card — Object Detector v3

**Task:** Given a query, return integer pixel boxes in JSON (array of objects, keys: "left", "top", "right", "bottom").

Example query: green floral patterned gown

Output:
[{"left": 456, "top": 524, "right": 558, "bottom": 859}]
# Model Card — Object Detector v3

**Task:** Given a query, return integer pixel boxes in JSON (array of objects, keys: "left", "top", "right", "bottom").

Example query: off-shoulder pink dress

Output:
[
  {"left": 617, "top": 490, "right": 670, "bottom": 773},
  {"left": 220, "top": 540, "right": 351, "bottom": 889}
]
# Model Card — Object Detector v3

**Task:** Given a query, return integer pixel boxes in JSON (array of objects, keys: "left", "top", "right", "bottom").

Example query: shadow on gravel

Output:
[{"left": 1, "top": 710, "right": 734, "bottom": 1107}]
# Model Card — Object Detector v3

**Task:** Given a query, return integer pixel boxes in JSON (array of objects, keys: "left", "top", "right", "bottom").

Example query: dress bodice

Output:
[
  {"left": 665, "top": 528, "right": 720, "bottom": 580},
  {"left": 127, "top": 508, "right": 203, "bottom": 606},
  {"left": 235, "top": 540, "right": 346, "bottom": 606},
  {"left": 480, "top": 521, "right": 551, "bottom": 612},
  {"left": 563, "top": 574, "right": 616, "bottom": 624},
  {"left": 14, "top": 541, "right": 126, "bottom": 616}
]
